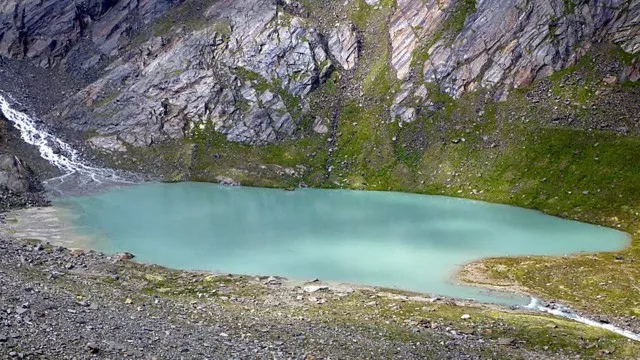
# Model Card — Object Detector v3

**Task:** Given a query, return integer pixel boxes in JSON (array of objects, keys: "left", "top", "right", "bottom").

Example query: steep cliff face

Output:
[
  {"left": 54, "top": 0, "right": 338, "bottom": 148},
  {"left": 0, "top": 0, "right": 638, "bottom": 167},
  {"left": 0, "top": 0, "right": 179, "bottom": 69},
  {"left": 421, "top": 0, "right": 639, "bottom": 98}
]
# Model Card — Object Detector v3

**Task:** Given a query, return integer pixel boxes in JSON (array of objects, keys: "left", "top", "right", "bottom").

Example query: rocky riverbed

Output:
[{"left": 1, "top": 230, "right": 639, "bottom": 358}]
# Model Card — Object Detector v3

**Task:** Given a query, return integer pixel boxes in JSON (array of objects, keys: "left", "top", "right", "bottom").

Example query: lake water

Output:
[{"left": 54, "top": 182, "right": 630, "bottom": 305}]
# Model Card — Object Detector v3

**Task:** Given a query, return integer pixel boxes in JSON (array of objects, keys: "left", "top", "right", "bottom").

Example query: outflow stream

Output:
[
  {"left": 526, "top": 298, "right": 640, "bottom": 341},
  {"left": 0, "top": 93, "right": 132, "bottom": 194}
]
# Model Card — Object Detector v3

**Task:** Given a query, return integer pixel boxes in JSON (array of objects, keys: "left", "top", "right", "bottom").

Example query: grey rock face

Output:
[
  {"left": 328, "top": 23, "right": 359, "bottom": 70},
  {"left": 0, "top": 154, "right": 30, "bottom": 193},
  {"left": 49, "top": 0, "right": 333, "bottom": 148},
  {"left": 87, "top": 135, "right": 127, "bottom": 153},
  {"left": 420, "top": 0, "right": 640, "bottom": 98},
  {"left": 0, "top": 0, "right": 638, "bottom": 150},
  {"left": 390, "top": 0, "right": 452, "bottom": 79},
  {"left": 208, "top": 0, "right": 331, "bottom": 97},
  {"left": 0, "top": 0, "right": 178, "bottom": 68}
]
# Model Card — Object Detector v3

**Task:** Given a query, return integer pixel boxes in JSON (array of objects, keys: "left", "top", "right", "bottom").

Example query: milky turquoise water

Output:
[{"left": 54, "top": 182, "right": 630, "bottom": 306}]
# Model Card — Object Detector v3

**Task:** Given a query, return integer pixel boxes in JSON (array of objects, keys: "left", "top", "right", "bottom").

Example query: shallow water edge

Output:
[
  {"left": 2, "top": 196, "right": 639, "bottom": 341},
  {"left": 7, "top": 183, "right": 631, "bottom": 300}
]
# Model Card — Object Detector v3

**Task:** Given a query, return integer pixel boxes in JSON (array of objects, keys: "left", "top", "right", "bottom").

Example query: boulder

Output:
[
  {"left": 0, "top": 154, "right": 31, "bottom": 193},
  {"left": 114, "top": 252, "right": 135, "bottom": 261},
  {"left": 328, "top": 23, "right": 359, "bottom": 70},
  {"left": 215, "top": 176, "right": 240, "bottom": 186}
]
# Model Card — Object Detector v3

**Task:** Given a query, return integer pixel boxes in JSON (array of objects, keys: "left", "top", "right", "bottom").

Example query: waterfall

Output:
[
  {"left": 0, "top": 93, "right": 132, "bottom": 193},
  {"left": 525, "top": 297, "right": 640, "bottom": 341}
]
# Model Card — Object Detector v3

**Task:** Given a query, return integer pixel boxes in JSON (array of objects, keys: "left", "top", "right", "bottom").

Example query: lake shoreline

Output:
[
  {"left": 3, "top": 181, "right": 639, "bottom": 347},
  {"left": 3, "top": 190, "right": 640, "bottom": 341},
  {"left": 39, "top": 182, "right": 632, "bottom": 306},
  {"left": 2, "top": 234, "right": 639, "bottom": 358}
]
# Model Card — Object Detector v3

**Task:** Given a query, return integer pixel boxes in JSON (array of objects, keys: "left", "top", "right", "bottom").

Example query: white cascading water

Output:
[
  {"left": 0, "top": 92, "right": 131, "bottom": 193},
  {"left": 525, "top": 297, "right": 640, "bottom": 341}
]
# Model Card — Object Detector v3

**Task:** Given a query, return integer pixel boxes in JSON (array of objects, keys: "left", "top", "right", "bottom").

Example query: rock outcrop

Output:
[
  {"left": 0, "top": 0, "right": 638, "bottom": 150},
  {"left": 0, "top": 0, "right": 178, "bottom": 68},
  {"left": 48, "top": 0, "right": 334, "bottom": 148},
  {"left": 0, "top": 154, "right": 30, "bottom": 193},
  {"left": 389, "top": 0, "right": 452, "bottom": 80},
  {"left": 328, "top": 23, "right": 359, "bottom": 70},
  {"left": 0, "top": 153, "right": 46, "bottom": 211},
  {"left": 419, "top": 0, "right": 640, "bottom": 99}
]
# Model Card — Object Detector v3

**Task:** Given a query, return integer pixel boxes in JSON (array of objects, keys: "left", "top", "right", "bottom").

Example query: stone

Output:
[
  {"left": 215, "top": 176, "right": 240, "bottom": 187},
  {"left": 0, "top": 155, "right": 31, "bottom": 193},
  {"left": 603, "top": 75, "right": 617, "bottom": 85},
  {"left": 265, "top": 276, "right": 281, "bottom": 285},
  {"left": 328, "top": 23, "right": 359, "bottom": 70},
  {"left": 312, "top": 118, "right": 329, "bottom": 134},
  {"left": 497, "top": 337, "right": 514, "bottom": 345},
  {"left": 85, "top": 342, "right": 100, "bottom": 354},
  {"left": 460, "top": 314, "right": 470, "bottom": 320},
  {"left": 622, "top": 61, "right": 640, "bottom": 82},
  {"left": 87, "top": 136, "right": 127, "bottom": 153},
  {"left": 15, "top": 306, "right": 28, "bottom": 315},
  {"left": 303, "top": 285, "right": 329, "bottom": 293},
  {"left": 115, "top": 252, "right": 135, "bottom": 261},
  {"left": 69, "top": 248, "right": 85, "bottom": 257}
]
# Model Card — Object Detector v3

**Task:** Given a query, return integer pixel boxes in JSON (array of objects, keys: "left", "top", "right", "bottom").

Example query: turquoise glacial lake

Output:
[{"left": 54, "top": 182, "right": 630, "bottom": 305}]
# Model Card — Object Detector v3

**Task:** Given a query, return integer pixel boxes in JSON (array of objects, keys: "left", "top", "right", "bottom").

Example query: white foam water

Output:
[
  {"left": 525, "top": 297, "right": 640, "bottom": 341},
  {"left": 0, "top": 93, "right": 133, "bottom": 193}
]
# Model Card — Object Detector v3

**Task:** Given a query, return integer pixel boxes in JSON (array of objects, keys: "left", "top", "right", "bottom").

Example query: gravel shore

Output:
[{"left": 1, "top": 233, "right": 639, "bottom": 359}]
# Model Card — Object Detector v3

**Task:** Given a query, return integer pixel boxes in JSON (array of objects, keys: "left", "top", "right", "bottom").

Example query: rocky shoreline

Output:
[{"left": 1, "top": 219, "right": 640, "bottom": 358}]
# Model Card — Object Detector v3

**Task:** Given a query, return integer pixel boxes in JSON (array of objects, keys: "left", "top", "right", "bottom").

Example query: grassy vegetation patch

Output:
[
  {"left": 442, "top": 0, "right": 476, "bottom": 36},
  {"left": 130, "top": 0, "right": 223, "bottom": 46},
  {"left": 187, "top": 124, "right": 328, "bottom": 188},
  {"left": 349, "top": 0, "right": 396, "bottom": 29},
  {"left": 299, "top": 291, "right": 640, "bottom": 357}
]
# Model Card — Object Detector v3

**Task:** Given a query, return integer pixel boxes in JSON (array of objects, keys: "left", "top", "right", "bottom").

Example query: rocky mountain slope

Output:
[
  {"left": 0, "top": 0, "right": 637, "bottom": 156},
  {"left": 1, "top": 0, "right": 640, "bottom": 333}
]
